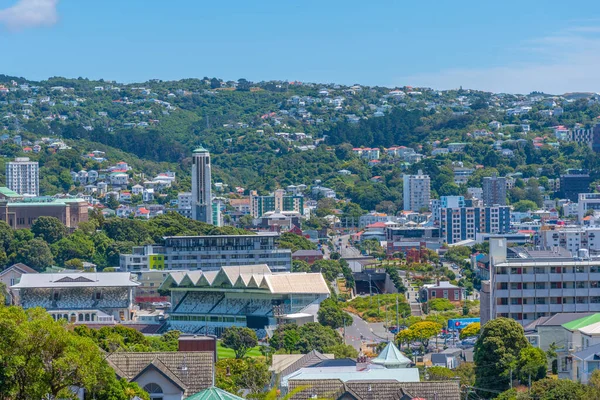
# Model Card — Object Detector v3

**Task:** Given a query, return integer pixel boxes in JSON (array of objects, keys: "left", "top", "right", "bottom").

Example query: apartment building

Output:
[
  {"left": 561, "top": 170, "right": 591, "bottom": 202},
  {"left": 6, "top": 157, "right": 39, "bottom": 196},
  {"left": 119, "top": 233, "right": 292, "bottom": 272},
  {"left": 578, "top": 193, "right": 600, "bottom": 222},
  {"left": 482, "top": 176, "right": 507, "bottom": 206},
  {"left": 440, "top": 206, "right": 510, "bottom": 244},
  {"left": 539, "top": 226, "right": 600, "bottom": 255},
  {"left": 250, "top": 189, "right": 304, "bottom": 218},
  {"left": 403, "top": 170, "right": 430, "bottom": 212},
  {"left": 482, "top": 237, "right": 600, "bottom": 327}
]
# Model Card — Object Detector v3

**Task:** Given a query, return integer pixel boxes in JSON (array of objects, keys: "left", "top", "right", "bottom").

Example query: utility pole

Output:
[
  {"left": 528, "top": 373, "right": 531, "bottom": 394},
  {"left": 510, "top": 369, "right": 513, "bottom": 389},
  {"left": 369, "top": 274, "right": 372, "bottom": 304},
  {"left": 396, "top": 295, "right": 400, "bottom": 329}
]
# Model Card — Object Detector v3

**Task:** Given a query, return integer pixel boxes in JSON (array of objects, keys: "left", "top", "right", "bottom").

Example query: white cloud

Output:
[
  {"left": 0, "top": 0, "right": 58, "bottom": 31},
  {"left": 396, "top": 26, "right": 600, "bottom": 94}
]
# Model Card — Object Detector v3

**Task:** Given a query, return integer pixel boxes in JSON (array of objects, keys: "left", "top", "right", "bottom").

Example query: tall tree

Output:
[
  {"left": 474, "top": 318, "right": 529, "bottom": 394},
  {"left": 221, "top": 326, "right": 258, "bottom": 359}
]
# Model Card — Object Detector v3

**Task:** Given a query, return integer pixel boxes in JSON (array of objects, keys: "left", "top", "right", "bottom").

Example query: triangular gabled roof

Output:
[
  {"left": 211, "top": 269, "right": 234, "bottom": 288},
  {"left": 371, "top": 341, "right": 412, "bottom": 368}
]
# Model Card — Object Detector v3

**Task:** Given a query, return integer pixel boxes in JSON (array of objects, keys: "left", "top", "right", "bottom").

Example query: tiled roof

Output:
[
  {"left": 106, "top": 351, "right": 213, "bottom": 396},
  {"left": 288, "top": 380, "right": 461, "bottom": 400},
  {"left": 279, "top": 350, "right": 334, "bottom": 377}
]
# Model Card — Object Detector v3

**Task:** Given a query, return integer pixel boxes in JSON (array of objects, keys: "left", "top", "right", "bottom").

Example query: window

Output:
[{"left": 143, "top": 383, "right": 163, "bottom": 400}]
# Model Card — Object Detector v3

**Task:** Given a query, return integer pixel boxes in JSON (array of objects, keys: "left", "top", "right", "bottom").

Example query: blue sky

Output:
[{"left": 2, "top": 0, "right": 600, "bottom": 93}]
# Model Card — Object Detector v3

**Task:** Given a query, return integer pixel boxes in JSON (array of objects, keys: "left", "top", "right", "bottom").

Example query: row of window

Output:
[
  {"left": 498, "top": 297, "right": 600, "bottom": 305},
  {"left": 497, "top": 281, "right": 600, "bottom": 289}
]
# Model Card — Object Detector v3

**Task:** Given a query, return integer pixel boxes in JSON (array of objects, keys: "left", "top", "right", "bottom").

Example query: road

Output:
[
  {"left": 335, "top": 234, "right": 361, "bottom": 258},
  {"left": 343, "top": 313, "right": 392, "bottom": 351}
]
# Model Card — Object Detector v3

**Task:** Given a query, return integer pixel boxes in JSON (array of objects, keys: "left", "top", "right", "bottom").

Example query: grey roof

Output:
[
  {"left": 286, "top": 366, "right": 420, "bottom": 385},
  {"left": 292, "top": 250, "right": 324, "bottom": 257},
  {"left": 371, "top": 342, "right": 412, "bottom": 368},
  {"left": 279, "top": 350, "right": 334, "bottom": 377},
  {"left": 523, "top": 313, "right": 596, "bottom": 331},
  {"left": 431, "top": 353, "right": 453, "bottom": 365},
  {"left": 12, "top": 272, "right": 140, "bottom": 289},
  {"left": 571, "top": 343, "right": 600, "bottom": 361},
  {"left": 106, "top": 351, "right": 213, "bottom": 397},
  {"left": 0, "top": 263, "right": 38, "bottom": 277},
  {"left": 287, "top": 380, "right": 461, "bottom": 400}
]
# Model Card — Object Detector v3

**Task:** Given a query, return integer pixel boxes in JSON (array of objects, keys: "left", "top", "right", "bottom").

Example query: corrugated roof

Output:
[
  {"left": 264, "top": 273, "right": 329, "bottom": 294},
  {"left": 563, "top": 314, "right": 600, "bottom": 330},
  {"left": 12, "top": 272, "right": 140, "bottom": 289}
]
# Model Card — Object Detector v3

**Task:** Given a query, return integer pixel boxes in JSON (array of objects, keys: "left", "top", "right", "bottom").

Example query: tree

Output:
[
  {"left": 317, "top": 298, "right": 352, "bottom": 329},
  {"left": 0, "top": 306, "right": 143, "bottom": 400},
  {"left": 221, "top": 326, "right": 258, "bottom": 359},
  {"left": 513, "top": 200, "right": 538, "bottom": 212},
  {"left": 15, "top": 239, "right": 54, "bottom": 271},
  {"left": 428, "top": 298, "right": 455, "bottom": 312},
  {"left": 529, "top": 378, "right": 591, "bottom": 400},
  {"left": 397, "top": 321, "right": 441, "bottom": 348},
  {"left": 216, "top": 358, "right": 270, "bottom": 396},
  {"left": 474, "top": 318, "right": 529, "bottom": 394},
  {"left": 324, "top": 343, "right": 358, "bottom": 358},
  {"left": 459, "top": 322, "right": 481, "bottom": 340},
  {"left": 517, "top": 346, "right": 547, "bottom": 383},
  {"left": 31, "top": 216, "right": 67, "bottom": 244}
]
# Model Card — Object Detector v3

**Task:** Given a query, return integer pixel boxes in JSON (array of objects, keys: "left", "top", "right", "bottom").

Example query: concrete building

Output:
[
  {"left": 484, "top": 237, "right": 600, "bottom": 326},
  {"left": 482, "top": 176, "right": 507, "bottom": 206},
  {"left": 420, "top": 281, "right": 465, "bottom": 302},
  {"left": 250, "top": 189, "right": 304, "bottom": 218},
  {"left": 561, "top": 170, "right": 591, "bottom": 202},
  {"left": 0, "top": 188, "right": 88, "bottom": 229},
  {"left": 578, "top": 193, "right": 600, "bottom": 222},
  {"left": 177, "top": 192, "right": 192, "bottom": 218},
  {"left": 403, "top": 170, "right": 430, "bottom": 212},
  {"left": 119, "top": 233, "right": 292, "bottom": 272},
  {"left": 6, "top": 157, "right": 39, "bottom": 196},
  {"left": 440, "top": 206, "right": 510, "bottom": 244},
  {"left": 539, "top": 226, "right": 600, "bottom": 255},
  {"left": 191, "top": 147, "right": 213, "bottom": 224}
]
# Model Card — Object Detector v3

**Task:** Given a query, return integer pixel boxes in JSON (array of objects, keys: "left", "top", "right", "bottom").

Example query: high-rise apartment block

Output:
[
  {"left": 6, "top": 157, "right": 39, "bottom": 196},
  {"left": 403, "top": 170, "right": 430, "bottom": 212},
  {"left": 191, "top": 147, "right": 213, "bottom": 224},
  {"left": 440, "top": 206, "right": 510, "bottom": 244},
  {"left": 482, "top": 176, "right": 507, "bottom": 206}
]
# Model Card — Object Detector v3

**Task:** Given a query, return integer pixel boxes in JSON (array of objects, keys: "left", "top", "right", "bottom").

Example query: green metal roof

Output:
[
  {"left": 371, "top": 341, "right": 412, "bottom": 368},
  {"left": 186, "top": 387, "right": 244, "bottom": 400},
  {"left": 563, "top": 314, "right": 600, "bottom": 330},
  {"left": 193, "top": 146, "right": 209, "bottom": 153},
  {"left": 0, "top": 187, "right": 21, "bottom": 198}
]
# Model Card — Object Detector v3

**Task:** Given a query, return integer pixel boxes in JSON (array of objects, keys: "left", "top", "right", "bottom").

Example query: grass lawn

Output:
[{"left": 217, "top": 341, "right": 263, "bottom": 359}]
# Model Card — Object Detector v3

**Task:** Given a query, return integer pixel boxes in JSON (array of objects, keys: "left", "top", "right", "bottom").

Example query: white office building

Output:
[
  {"left": 6, "top": 157, "right": 38, "bottom": 196},
  {"left": 403, "top": 170, "right": 431, "bottom": 212},
  {"left": 539, "top": 226, "right": 600, "bottom": 255},
  {"left": 579, "top": 193, "right": 600, "bottom": 222},
  {"left": 191, "top": 147, "right": 213, "bottom": 224}
]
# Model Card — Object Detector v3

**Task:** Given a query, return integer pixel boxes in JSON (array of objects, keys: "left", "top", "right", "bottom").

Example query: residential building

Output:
[
  {"left": 403, "top": 170, "right": 431, "bottom": 212},
  {"left": 539, "top": 226, "right": 600, "bottom": 255},
  {"left": 440, "top": 206, "right": 510, "bottom": 244},
  {"left": 483, "top": 237, "right": 600, "bottom": 327},
  {"left": 177, "top": 192, "right": 192, "bottom": 218},
  {"left": 0, "top": 263, "right": 38, "bottom": 304},
  {"left": 358, "top": 211, "right": 393, "bottom": 228},
  {"left": 420, "top": 281, "right": 465, "bottom": 302},
  {"left": 578, "top": 193, "right": 600, "bottom": 222},
  {"left": 291, "top": 250, "right": 324, "bottom": 264},
  {"left": 385, "top": 227, "right": 442, "bottom": 255},
  {"left": 191, "top": 146, "right": 213, "bottom": 224},
  {"left": 105, "top": 349, "right": 213, "bottom": 400},
  {"left": 482, "top": 176, "right": 507, "bottom": 206},
  {"left": 6, "top": 157, "right": 39, "bottom": 196},
  {"left": 561, "top": 170, "right": 591, "bottom": 202},
  {"left": 250, "top": 189, "right": 304, "bottom": 218},
  {"left": 119, "top": 233, "right": 292, "bottom": 272}
]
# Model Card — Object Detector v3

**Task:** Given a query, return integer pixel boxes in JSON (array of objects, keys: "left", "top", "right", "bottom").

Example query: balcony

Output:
[
  {"left": 576, "top": 273, "right": 590, "bottom": 281},
  {"left": 510, "top": 290, "right": 523, "bottom": 297},
  {"left": 495, "top": 275, "right": 510, "bottom": 282},
  {"left": 550, "top": 304, "right": 564, "bottom": 312},
  {"left": 563, "top": 304, "right": 576, "bottom": 312},
  {"left": 562, "top": 273, "right": 575, "bottom": 281},
  {"left": 549, "top": 273, "right": 563, "bottom": 281},
  {"left": 496, "top": 305, "right": 509, "bottom": 313},
  {"left": 522, "top": 274, "right": 536, "bottom": 283},
  {"left": 589, "top": 288, "right": 600, "bottom": 296},
  {"left": 577, "top": 304, "right": 592, "bottom": 312},
  {"left": 522, "top": 289, "right": 536, "bottom": 298},
  {"left": 523, "top": 304, "right": 535, "bottom": 313},
  {"left": 590, "top": 273, "right": 600, "bottom": 281},
  {"left": 510, "top": 305, "right": 523, "bottom": 313},
  {"left": 535, "top": 273, "right": 550, "bottom": 282},
  {"left": 561, "top": 289, "right": 576, "bottom": 297},
  {"left": 535, "top": 304, "right": 550, "bottom": 312},
  {"left": 575, "top": 289, "right": 589, "bottom": 297},
  {"left": 535, "top": 289, "right": 550, "bottom": 297}
]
